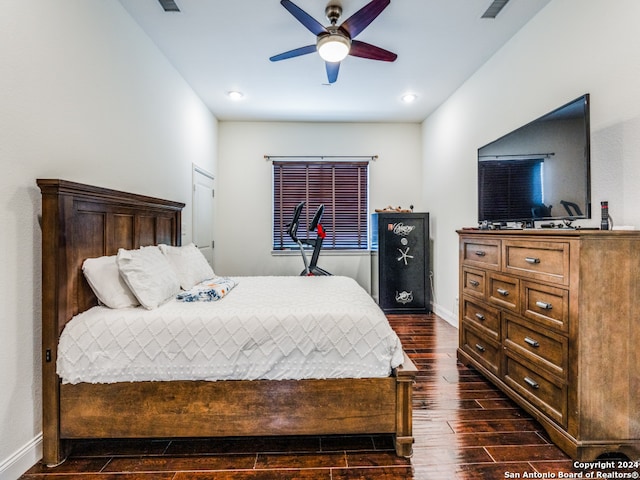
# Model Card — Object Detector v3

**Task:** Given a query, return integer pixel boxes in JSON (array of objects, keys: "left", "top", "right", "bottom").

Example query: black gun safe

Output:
[{"left": 371, "top": 212, "right": 430, "bottom": 313}]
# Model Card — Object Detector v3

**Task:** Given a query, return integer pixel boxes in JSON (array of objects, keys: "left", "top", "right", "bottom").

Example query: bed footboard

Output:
[
  {"left": 60, "top": 379, "right": 395, "bottom": 438},
  {"left": 53, "top": 354, "right": 417, "bottom": 459},
  {"left": 44, "top": 358, "right": 416, "bottom": 465}
]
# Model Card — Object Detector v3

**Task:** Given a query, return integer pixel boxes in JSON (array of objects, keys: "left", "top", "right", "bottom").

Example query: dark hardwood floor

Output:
[{"left": 20, "top": 314, "right": 633, "bottom": 479}]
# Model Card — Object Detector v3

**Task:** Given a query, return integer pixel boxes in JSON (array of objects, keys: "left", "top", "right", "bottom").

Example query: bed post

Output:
[
  {"left": 394, "top": 352, "right": 417, "bottom": 457},
  {"left": 38, "top": 180, "right": 72, "bottom": 466}
]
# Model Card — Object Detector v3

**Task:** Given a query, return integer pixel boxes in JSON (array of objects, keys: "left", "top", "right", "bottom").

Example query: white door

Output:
[{"left": 192, "top": 166, "right": 215, "bottom": 266}]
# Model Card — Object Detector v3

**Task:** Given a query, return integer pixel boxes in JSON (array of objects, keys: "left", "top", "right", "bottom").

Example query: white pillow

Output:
[
  {"left": 82, "top": 255, "right": 140, "bottom": 309},
  {"left": 116, "top": 246, "right": 181, "bottom": 309},
  {"left": 159, "top": 243, "right": 215, "bottom": 290}
]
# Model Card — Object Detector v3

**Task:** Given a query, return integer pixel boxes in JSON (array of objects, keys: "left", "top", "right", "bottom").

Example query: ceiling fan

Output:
[{"left": 270, "top": 0, "right": 397, "bottom": 84}]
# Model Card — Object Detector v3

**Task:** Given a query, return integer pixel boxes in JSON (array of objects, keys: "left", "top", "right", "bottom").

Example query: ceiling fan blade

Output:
[
  {"left": 349, "top": 40, "right": 397, "bottom": 62},
  {"left": 280, "top": 0, "right": 327, "bottom": 36},
  {"left": 270, "top": 45, "right": 317, "bottom": 62},
  {"left": 340, "top": 0, "right": 390, "bottom": 39},
  {"left": 326, "top": 62, "right": 340, "bottom": 84}
]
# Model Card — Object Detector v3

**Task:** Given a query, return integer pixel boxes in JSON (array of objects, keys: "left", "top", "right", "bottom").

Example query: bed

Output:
[{"left": 38, "top": 179, "right": 417, "bottom": 467}]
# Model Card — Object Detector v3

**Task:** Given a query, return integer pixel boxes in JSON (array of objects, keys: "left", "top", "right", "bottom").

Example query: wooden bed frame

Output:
[{"left": 38, "top": 179, "right": 417, "bottom": 467}]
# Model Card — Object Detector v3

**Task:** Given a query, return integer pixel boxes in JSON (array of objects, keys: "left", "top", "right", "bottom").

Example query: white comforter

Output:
[{"left": 57, "top": 276, "right": 405, "bottom": 384}]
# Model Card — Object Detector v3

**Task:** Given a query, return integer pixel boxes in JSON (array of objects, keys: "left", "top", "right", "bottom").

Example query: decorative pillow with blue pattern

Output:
[{"left": 176, "top": 277, "right": 237, "bottom": 302}]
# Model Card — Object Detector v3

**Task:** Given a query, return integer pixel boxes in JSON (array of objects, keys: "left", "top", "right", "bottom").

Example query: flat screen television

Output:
[{"left": 477, "top": 94, "right": 591, "bottom": 226}]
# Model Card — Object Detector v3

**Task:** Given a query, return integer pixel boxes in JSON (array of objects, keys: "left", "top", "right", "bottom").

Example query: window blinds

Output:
[{"left": 273, "top": 161, "right": 369, "bottom": 250}]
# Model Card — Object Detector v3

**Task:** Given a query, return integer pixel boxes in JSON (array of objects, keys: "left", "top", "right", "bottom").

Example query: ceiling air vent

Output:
[
  {"left": 482, "top": 0, "right": 510, "bottom": 18},
  {"left": 158, "top": 0, "right": 180, "bottom": 12}
]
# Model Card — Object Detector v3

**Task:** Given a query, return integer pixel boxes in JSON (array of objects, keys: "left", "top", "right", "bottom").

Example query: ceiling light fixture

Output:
[
  {"left": 227, "top": 91, "right": 244, "bottom": 101},
  {"left": 317, "top": 31, "right": 351, "bottom": 63},
  {"left": 401, "top": 93, "right": 418, "bottom": 104}
]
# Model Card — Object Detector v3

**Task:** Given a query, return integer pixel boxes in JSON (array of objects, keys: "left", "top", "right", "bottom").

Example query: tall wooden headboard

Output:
[
  {"left": 38, "top": 179, "right": 185, "bottom": 331},
  {"left": 38, "top": 179, "right": 184, "bottom": 462}
]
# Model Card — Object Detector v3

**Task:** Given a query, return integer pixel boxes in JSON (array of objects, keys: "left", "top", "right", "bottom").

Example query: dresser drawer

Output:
[
  {"left": 462, "top": 268, "right": 485, "bottom": 299},
  {"left": 461, "top": 238, "right": 500, "bottom": 271},
  {"left": 522, "top": 281, "right": 569, "bottom": 333},
  {"left": 462, "top": 298, "right": 500, "bottom": 339},
  {"left": 503, "top": 240, "right": 570, "bottom": 286},
  {"left": 504, "top": 355, "right": 567, "bottom": 427},
  {"left": 488, "top": 272, "right": 520, "bottom": 312},
  {"left": 504, "top": 315, "right": 568, "bottom": 378},
  {"left": 460, "top": 325, "right": 501, "bottom": 376}
]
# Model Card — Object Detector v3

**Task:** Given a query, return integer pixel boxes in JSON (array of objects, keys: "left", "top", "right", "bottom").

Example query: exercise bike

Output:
[{"left": 286, "top": 201, "right": 331, "bottom": 276}]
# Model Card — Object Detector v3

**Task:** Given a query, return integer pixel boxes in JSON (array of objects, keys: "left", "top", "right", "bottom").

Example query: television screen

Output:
[{"left": 478, "top": 94, "right": 591, "bottom": 225}]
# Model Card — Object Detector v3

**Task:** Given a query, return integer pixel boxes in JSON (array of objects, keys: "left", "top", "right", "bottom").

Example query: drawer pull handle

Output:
[
  {"left": 536, "top": 301, "right": 553, "bottom": 310},
  {"left": 497, "top": 288, "right": 509, "bottom": 297},
  {"left": 475, "top": 343, "right": 486, "bottom": 352},
  {"left": 475, "top": 250, "right": 486, "bottom": 257},
  {"left": 475, "top": 313, "right": 485, "bottom": 321},
  {"left": 524, "top": 336, "right": 540, "bottom": 348},
  {"left": 469, "top": 280, "right": 480, "bottom": 287},
  {"left": 525, "top": 257, "right": 541, "bottom": 264},
  {"left": 524, "top": 376, "right": 540, "bottom": 389}
]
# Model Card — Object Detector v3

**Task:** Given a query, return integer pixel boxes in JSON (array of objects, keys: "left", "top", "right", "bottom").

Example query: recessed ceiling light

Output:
[
  {"left": 401, "top": 93, "right": 417, "bottom": 104},
  {"left": 227, "top": 91, "right": 244, "bottom": 101}
]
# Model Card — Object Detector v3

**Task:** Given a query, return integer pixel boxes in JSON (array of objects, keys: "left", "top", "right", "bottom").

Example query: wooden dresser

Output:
[{"left": 457, "top": 229, "right": 640, "bottom": 461}]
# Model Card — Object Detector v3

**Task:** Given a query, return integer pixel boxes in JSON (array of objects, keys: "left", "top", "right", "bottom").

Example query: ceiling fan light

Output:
[{"left": 317, "top": 34, "right": 351, "bottom": 62}]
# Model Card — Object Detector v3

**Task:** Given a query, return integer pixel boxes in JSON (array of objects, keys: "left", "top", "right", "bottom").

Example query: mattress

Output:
[{"left": 57, "top": 275, "right": 405, "bottom": 384}]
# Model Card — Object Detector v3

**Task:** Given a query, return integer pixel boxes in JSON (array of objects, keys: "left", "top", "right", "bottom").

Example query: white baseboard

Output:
[
  {"left": 432, "top": 302, "right": 458, "bottom": 329},
  {"left": 0, "top": 434, "right": 42, "bottom": 480}
]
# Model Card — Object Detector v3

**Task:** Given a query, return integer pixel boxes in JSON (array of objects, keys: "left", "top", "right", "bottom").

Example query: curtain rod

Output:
[
  {"left": 265, "top": 155, "right": 378, "bottom": 162},
  {"left": 478, "top": 153, "right": 554, "bottom": 161}
]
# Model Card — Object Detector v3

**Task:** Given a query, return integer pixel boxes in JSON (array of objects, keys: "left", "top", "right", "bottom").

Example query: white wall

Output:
[
  {"left": 216, "top": 122, "right": 423, "bottom": 290},
  {"left": 422, "top": 0, "right": 640, "bottom": 326},
  {"left": 0, "top": 1, "right": 217, "bottom": 478}
]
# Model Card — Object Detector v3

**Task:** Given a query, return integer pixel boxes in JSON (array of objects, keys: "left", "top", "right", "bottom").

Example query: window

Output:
[{"left": 273, "top": 160, "right": 369, "bottom": 250}]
